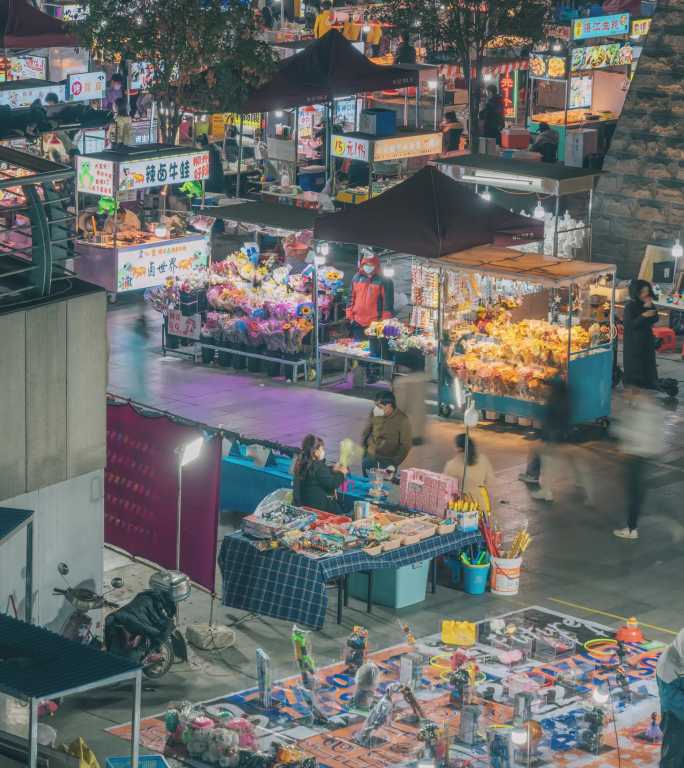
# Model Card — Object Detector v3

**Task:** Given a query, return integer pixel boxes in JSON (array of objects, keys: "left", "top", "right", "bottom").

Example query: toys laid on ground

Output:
[{"left": 344, "top": 625, "right": 368, "bottom": 674}]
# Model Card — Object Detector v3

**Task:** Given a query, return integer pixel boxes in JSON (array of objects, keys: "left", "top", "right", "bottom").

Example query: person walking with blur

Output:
[
  {"left": 656, "top": 627, "right": 684, "bottom": 766},
  {"left": 623, "top": 278, "right": 659, "bottom": 389},
  {"left": 612, "top": 387, "right": 664, "bottom": 539},
  {"left": 292, "top": 435, "right": 348, "bottom": 514},
  {"left": 444, "top": 434, "right": 495, "bottom": 503}
]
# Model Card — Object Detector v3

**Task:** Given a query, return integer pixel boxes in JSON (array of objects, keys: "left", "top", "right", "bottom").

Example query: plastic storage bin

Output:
[
  {"left": 347, "top": 560, "right": 430, "bottom": 609},
  {"left": 359, "top": 108, "right": 396, "bottom": 136},
  {"left": 105, "top": 757, "right": 170, "bottom": 768},
  {"left": 462, "top": 562, "right": 490, "bottom": 595}
]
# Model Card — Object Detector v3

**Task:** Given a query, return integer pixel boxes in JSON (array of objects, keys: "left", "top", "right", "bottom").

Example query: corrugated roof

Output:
[
  {"left": 433, "top": 245, "right": 616, "bottom": 286},
  {"left": 0, "top": 508, "right": 32, "bottom": 545},
  {"left": 0, "top": 615, "right": 139, "bottom": 700}
]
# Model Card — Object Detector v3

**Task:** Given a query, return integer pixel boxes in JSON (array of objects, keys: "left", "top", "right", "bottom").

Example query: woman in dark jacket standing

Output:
[
  {"left": 292, "top": 435, "right": 347, "bottom": 514},
  {"left": 623, "top": 279, "right": 659, "bottom": 389}
]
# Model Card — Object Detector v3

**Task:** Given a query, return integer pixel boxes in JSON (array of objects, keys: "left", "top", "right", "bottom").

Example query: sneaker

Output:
[
  {"left": 613, "top": 527, "right": 639, "bottom": 540},
  {"left": 518, "top": 473, "right": 539, "bottom": 485},
  {"left": 530, "top": 488, "right": 554, "bottom": 502}
]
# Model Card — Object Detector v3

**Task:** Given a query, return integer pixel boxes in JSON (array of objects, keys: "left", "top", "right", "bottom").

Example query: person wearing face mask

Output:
[
  {"left": 292, "top": 434, "right": 348, "bottom": 514},
  {"left": 346, "top": 253, "right": 394, "bottom": 341},
  {"left": 361, "top": 391, "right": 412, "bottom": 477}
]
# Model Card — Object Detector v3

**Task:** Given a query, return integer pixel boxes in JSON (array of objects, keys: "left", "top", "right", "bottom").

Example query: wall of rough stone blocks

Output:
[{"left": 592, "top": 0, "right": 684, "bottom": 277}]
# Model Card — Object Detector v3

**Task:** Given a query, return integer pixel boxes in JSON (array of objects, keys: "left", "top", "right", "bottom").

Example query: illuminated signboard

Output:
[
  {"left": 0, "top": 56, "right": 46, "bottom": 82},
  {"left": 0, "top": 82, "right": 65, "bottom": 109},
  {"left": 500, "top": 72, "right": 516, "bottom": 119},
  {"left": 570, "top": 42, "right": 634, "bottom": 71},
  {"left": 529, "top": 53, "right": 567, "bottom": 80},
  {"left": 373, "top": 133, "right": 442, "bottom": 161},
  {"left": 631, "top": 18, "right": 652, "bottom": 37},
  {"left": 116, "top": 237, "right": 209, "bottom": 292},
  {"left": 331, "top": 134, "right": 370, "bottom": 162},
  {"left": 573, "top": 13, "right": 630, "bottom": 41},
  {"left": 67, "top": 71, "right": 106, "bottom": 102}
]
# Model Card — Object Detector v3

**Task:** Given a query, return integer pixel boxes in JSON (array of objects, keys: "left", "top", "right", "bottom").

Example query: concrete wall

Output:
[
  {"left": 0, "top": 470, "right": 104, "bottom": 629},
  {"left": 592, "top": 0, "right": 684, "bottom": 277},
  {"left": 0, "top": 289, "right": 107, "bottom": 499}
]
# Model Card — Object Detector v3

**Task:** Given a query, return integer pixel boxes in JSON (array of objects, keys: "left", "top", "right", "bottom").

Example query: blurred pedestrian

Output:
[
  {"left": 623, "top": 278, "right": 659, "bottom": 389},
  {"left": 529, "top": 376, "right": 571, "bottom": 502},
  {"left": 444, "top": 434, "right": 495, "bottom": 503},
  {"left": 656, "top": 628, "right": 684, "bottom": 767},
  {"left": 292, "top": 435, "right": 348, "bottom": 513},
  {"left": 361, "top": 391, "right": 412, "bottom": 476},
  {"left": 612, "top": 386, "right": 664, "bottom": 540},
  {"left": 394, "top": 31, "right": 416, "bottom": 64},
  {"left": 479, "top": 84, "right": 505, "bottom": 144}
]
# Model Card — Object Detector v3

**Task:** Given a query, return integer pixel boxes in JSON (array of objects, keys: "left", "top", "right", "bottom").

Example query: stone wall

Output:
[{"left": 592, "top": 0, "right": 684, "bottom": 277}]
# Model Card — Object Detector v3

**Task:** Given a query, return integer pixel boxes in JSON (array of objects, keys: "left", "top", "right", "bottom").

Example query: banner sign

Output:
[
  {"left": 573, "top": 13, "right": 630, "bottom": 40},
  {"left": 331, "top": 134, "right": 370, "bottom": 161},
  {"left": 167, "top": 309, "right": 201, "bottom": 340},
  {"left": 67, "top": 71, "right": 106, "bottom": 102},
  {"left": 128, "top": 61, "right": 155, "bottom": 91},
  {"left": 0, "top": 82, "right": 65, "bottom": 109},
  {"left": 116, "top": 236, "right": 209, "bottom": 292},
  {"left": 570, "top": 42, "right": 634, "bottom": 71},
  {"left": 373, "top": 132, "right": 442, "bottom": 162},
  {"left": 0, "top": 55, "right": 46, "bottom": 82},
  {"left": 529, "top": 53, "right": 567, "bottom": 80},
  {"left": 76, "top": 150, "right": 209, "bottom": 195},
  {"left": 631, "top": 18, "right": 651, "bottom": 37}
]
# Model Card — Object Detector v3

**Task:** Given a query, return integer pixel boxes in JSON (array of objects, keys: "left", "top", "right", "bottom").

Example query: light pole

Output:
[{"left": 176, "top": 436, "right": 204, "bottom": 571}]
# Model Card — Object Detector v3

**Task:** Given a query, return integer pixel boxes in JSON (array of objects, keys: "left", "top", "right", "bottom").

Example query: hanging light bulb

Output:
[
  {"left": 318, "top": 242, "right": 330, "bottom": 257},
  {"left": 533, "top": 201, "right": 545, "bottom": 220},
  {"left": 672, "top": 237, "right": 683, "bottom": 261},
  {"left": 274, "top": 110, "right": 284, "bottom": 118},
  {"left": 362, "top": 23, "right": 371, "bottom": 33},
  {"left": 592, "top": 684, "right": 610, "bottom": 705},
  {"left": 383, "top": 258, "right": 395, "bottom": 277},
  {"left": 480, "top": 188, "right": 491, "bottom": 202}
]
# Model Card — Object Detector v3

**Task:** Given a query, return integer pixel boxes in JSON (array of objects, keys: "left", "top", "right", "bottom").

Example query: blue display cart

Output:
[{"left": 434, "top": 247, "right": 616, "bottom": 426}]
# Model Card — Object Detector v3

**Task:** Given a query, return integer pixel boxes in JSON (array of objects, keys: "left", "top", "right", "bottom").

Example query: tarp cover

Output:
[
  {"left": 242, "top": 29, "right": 417, "bottom": 112},
  {"left": 314, "top": 165, "right": 544, "bottom": 258},
  {"left": 0, "top": 0, "right": 78, "bottom": 48}
]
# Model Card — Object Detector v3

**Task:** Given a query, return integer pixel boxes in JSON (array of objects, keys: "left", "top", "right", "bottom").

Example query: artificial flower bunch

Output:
[{"left": 365, "top": 318, "right": 403, "bottom": 339}]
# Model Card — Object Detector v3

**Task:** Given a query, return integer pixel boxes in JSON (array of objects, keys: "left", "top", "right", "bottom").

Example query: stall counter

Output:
[
  {"left": 76, "top": 232, "right": 210, "bottom": 294},
  {"left": 528, "top": 113, "right": 617, "bottom": 162}
]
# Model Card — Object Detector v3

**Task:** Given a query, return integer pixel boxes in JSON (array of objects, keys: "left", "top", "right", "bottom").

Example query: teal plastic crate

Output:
[
  {"left": 105, "top": 757, "right": 169, "bottom": 768},
  {"left": 348, "top": 560, "right": 430, "bottom": 609}
]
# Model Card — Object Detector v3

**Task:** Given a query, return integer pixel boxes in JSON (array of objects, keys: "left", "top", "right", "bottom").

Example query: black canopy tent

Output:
[
  {"left": 0, "top": 615, "right": 142, "bottom": 768},
  {"left": 313, "top": 165, "right": 544, "bottom": 257},
  {"left": 0, "top": 508, "right": 33, "bottom": 622},
  {"left": 0, "top": 0, "right": 78, "bottom": 48},
  {"left": 234, "top": 31, "right": 419, "bottom": 195},
  {"left": 241, "top": 30, "right": 417, "bottom": 113}
]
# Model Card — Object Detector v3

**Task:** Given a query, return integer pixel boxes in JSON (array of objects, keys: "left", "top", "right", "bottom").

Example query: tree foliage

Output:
[
  {"left": 381, "top": 0, "right": 552, "bottom": 144},
  {"left": 76, "top": 0, "right": 278, "bottom": 142}
]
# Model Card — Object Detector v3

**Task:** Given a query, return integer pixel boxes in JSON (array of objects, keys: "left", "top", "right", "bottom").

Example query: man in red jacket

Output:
[{"left": 346, "top": 253, "right": 394, "bottom": 339}]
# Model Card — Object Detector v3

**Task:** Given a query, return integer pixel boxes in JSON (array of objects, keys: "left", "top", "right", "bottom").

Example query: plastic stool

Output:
[{"left": 653, "top": 326, "right": 676, "bottom": 353}]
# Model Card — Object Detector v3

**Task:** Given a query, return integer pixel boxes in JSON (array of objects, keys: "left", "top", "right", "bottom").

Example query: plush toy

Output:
[
  {"left": 354, "top": 661, "right": 381, "bottom": 709},
  {"left": 204, "top": 727, "right": 240, "bottom": 767},
  {"left": 225, "top": 717, "right": 258, "bottom": 751},
  {"left": 185, "top": 725, "right": 212, "bottom": 758}
]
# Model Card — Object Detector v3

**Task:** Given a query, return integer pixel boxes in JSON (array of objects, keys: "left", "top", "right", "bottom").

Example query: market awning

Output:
[
  {"left": 0, "top": 507, "right": 32, "bottom": 545},
  {"left": 0, "top": 105, "right": 112, "bottom": 142},
  {"left": 212, "top": 201, "right": 317, "bottom": 231},
  {"left": 442, "top": 57, "right": 529, "bottom": 80},
  {"left": 0, "top": 0, "right": 78, "bottom": 48},
  {"left": 241, "top": 30, "right": 417, "bottom": 113},
  {"left": 439, "top": 153, "right": 602, "bottom": 196},
  {"left": 435, "top": 245, "right": 616, "bottom": 286},
  {"left": 314, "top": 165, "right": 543, "bottom": 258}
]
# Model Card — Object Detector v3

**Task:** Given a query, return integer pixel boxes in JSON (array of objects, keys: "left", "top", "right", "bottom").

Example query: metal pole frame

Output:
[
  {"left": 235, "top": 116, "right": 244, "bottom": 198},
  {"left": 176, "top": 456, "right": 183, "bottom": 571},
  {"left": 130, "top": 670, "right": 142, "bottom": 768},
  {"left": 437, "top": 267, "right": 445, "bottom": 415},
  {"left": 314, "top": 263, "right": 321, "bottom": 386},
  {"left": 28, "top": 698, "right": 38, "bottom": 768},
  {"left": 553, "top": 194, "right": 560, "bottom": 260},
  {"left": 25, "top": 520, "right": 33, "bottom": 623},
  {"left": 587, "top": 186, "right": 594, "bottom": 261}
]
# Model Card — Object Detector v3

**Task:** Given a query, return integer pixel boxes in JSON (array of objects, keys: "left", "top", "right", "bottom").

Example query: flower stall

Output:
[
  {"left": 146, "top": 202, "right": 346, "bottom": 380},
  {"left": 434, "top": 246, "right": 617, "bottom": 426}
]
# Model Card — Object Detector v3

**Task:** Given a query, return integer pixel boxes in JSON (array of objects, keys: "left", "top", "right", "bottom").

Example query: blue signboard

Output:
[{"left": 572, "top": 13, "right": 630, "bottom": 40}]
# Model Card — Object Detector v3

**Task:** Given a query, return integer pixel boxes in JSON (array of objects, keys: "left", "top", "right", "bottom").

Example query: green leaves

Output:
[{"left": 75, "top": 0, "right": 278, "bottom": 141}]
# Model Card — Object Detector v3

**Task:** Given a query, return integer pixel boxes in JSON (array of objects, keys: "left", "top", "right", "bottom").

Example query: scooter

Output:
[
  {"left": 53, "top": 562, "right": 122, "bottom": 647},
  {"left": 53, "top": 564, "right": 187, "bottom": 679}
]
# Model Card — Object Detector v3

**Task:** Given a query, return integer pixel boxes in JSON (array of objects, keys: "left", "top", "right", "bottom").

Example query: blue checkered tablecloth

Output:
[{"left": 218, "top": 529, "right": 482, "bottom": 629}]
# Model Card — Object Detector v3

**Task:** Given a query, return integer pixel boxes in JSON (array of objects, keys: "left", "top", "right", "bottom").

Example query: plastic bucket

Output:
[
  {"left": 462, "top": 562, "right": 490, "bottom": 595},
  {"left": 491, "top": 556, "right": 522, "bottom": 596}
]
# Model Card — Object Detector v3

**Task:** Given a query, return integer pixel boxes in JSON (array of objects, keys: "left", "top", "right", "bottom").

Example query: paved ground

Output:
[{"left": 43, "top": 294, "right": 684, "bottom": 763}]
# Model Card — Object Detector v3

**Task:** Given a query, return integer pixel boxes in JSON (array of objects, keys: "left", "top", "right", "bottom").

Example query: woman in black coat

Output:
[
  {"left": 623, "top": 279, "right": 659, "bottom": 389},
  {"left": 292, "top": 435, "right": 348, "bottom": 514}
]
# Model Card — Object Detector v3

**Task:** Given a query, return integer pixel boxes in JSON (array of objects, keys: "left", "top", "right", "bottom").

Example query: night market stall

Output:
[
  {"left": 146, "top": 201, "right": 345, "bottom": 381},
  {"left": 527, "top": 11, "right": 639, "bottom": 162},
  {"left": 313, "top": 165, "right": 543, "bottom": 388},
  {"left": 74, "top": 143, "right": 212, "bottom": 298}
]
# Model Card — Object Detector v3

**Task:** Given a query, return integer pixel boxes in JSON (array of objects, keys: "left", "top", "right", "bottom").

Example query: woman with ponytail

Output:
[{"left": 292, "top": 434, "right": 348, "bottom": 514}]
